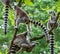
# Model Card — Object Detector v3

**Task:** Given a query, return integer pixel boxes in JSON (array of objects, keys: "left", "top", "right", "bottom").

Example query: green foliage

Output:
[
  {"left": 24, "top": 0, "right": 33, "bottom": 6},
  {"left": 0, "top": 0, "right": 60, "bottom": 54}
]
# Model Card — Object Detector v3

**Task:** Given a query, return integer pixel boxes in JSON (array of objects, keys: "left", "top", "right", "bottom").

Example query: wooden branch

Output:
[
  {"left": 56, "top": 12, "right": 60, "bottom": 22},
  {"left": 18, "top": 0, "right": 23, "bottom": 7},
  {"left": 8, "top": 28, "right": 18, "bottom": 54},
  {"left": 30, "top": 26, "right": 55, "bottom": 42},
  {"left": 30, "top": 34, "right": 45, "bottom": 41}
]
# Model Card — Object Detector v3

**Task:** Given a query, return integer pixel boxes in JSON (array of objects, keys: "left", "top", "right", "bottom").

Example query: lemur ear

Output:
[
  {"left": 11, "top": 2, "right": 18, "bottom": 10},
  {"left": 13, "top": 2, "right": 18, "bottom": 6}
]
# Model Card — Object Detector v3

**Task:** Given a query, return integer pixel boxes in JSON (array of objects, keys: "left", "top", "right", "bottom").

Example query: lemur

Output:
[
  {"left": 47, "top": 10, "right": 58, "bottom": 31},
  {"left": 47, "top": 10, "right": 59, "bottom": 54},
  {"left": 8, "top": 32, "right": 36, "bottom": 54},
  {"left": 12, "top": 3, "right": 49, "bottom": 42}
]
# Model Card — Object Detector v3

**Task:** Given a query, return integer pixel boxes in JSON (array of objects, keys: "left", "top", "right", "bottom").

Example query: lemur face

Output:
[
  {"left": 49, "top": 10, "right": 56, "bottom": 16},
  {"left": 12, "top": 2, "right": 18, "bottom": 10}
]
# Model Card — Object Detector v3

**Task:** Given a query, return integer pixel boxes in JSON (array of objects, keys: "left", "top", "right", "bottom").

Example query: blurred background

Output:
[{"left": 0, "top": 0, "right": 60, "bottom": 54}]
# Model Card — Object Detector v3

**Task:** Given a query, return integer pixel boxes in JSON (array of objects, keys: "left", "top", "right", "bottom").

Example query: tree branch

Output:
[
  {"left": 30, "top": 26, "right": 55, "bottom": 42},
  {"left": 30, "top": 34, "right": 45, "bottom": 41},
  {"left": 18, "top": 0, "right": 23, "bottom": 7},
  {"left": 56, "top": 12, "right": 60, "bottom": 22}
]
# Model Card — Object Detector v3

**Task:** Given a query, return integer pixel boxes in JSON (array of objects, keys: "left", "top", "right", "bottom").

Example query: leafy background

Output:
[{"left": 0, "top": 0, "right": 60, "bottom": 54}]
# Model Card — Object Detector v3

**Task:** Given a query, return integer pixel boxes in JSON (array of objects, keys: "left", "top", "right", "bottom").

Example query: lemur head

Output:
[
  {"left": 49, "top": 10, "right": 56, "bottom": 16},
  {"left": 12, "top": 2, "right": 18, "bottom": 10}
]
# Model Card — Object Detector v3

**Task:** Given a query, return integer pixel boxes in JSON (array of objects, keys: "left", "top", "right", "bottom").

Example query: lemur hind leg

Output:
[
  {"left": 14, "top": 18, "right": 21, "bottom": 29},
  {"left": 26, "top": 23, "right": 32, "bottom": 35}
]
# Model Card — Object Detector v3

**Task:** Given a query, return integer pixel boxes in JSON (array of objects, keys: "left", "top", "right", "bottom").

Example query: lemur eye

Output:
[
  {"left": 49, "top": 10, "right": 55, "bottom": 14},
  {"left": 49, "top": 11, "right": 52, "bottom": 14}
]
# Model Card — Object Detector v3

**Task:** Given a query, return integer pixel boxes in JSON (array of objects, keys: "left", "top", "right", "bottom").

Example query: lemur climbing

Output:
[
  {"left": 12, "top": 4, "right": 49, "bottom": 42},
  {"left": 8, "top": 32, "right": 36, "bottom": 54}
]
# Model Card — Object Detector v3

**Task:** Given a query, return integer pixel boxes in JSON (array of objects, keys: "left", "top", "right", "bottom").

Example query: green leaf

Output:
[
  {"left": 0, "top": 52, "right": 2, "bottom": 54},
  {"left": 52, "top": 6, "right": 56, "bottom": 10},
  {"left": 9, "top": 10, "right": 14, "bottom": 26},
  {"left": 16, "top": 0, "right": 20, "bottom": 2},
  {"left": 56, "top": 1, "right": 60, "bottom": 12},
  {"left": 24, "top": 0, "right": 33, "bottom": 6}
]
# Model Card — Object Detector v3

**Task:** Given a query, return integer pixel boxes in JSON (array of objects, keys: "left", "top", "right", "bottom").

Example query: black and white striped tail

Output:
[
  {"left": 8, "top": 45, "right": 20, "bottom": 54},
  {"left": 4, "top": 3, "right": 9, "bottom": 34},
  {"left": 50, "top": 35, "right": 54, "bottom": 54},
  {"left": 29, "top": 20, "right": 49, "bottom": 42}
]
